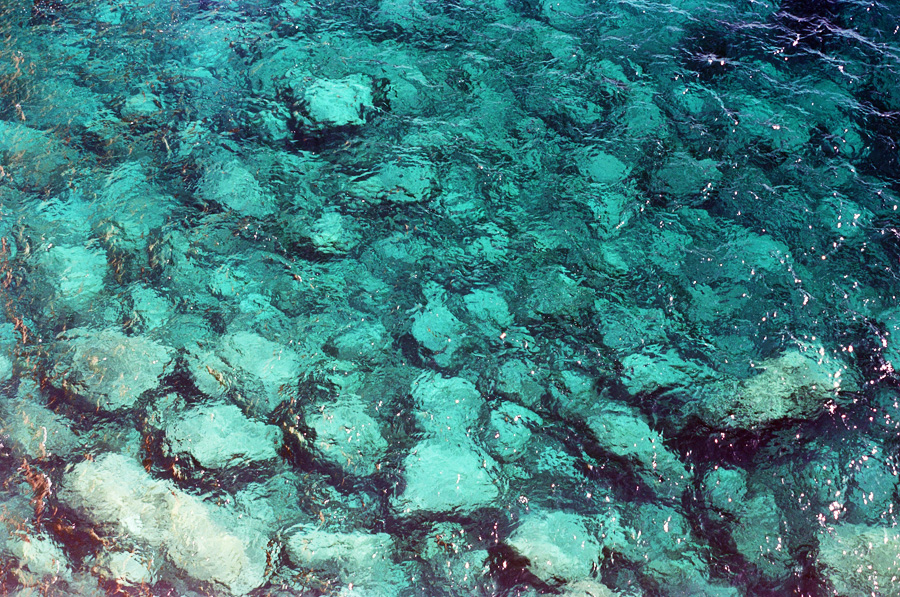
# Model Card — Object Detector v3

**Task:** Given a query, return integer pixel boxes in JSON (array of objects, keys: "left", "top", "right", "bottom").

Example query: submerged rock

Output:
[
  {"left": 0, "top": 381, "right": 80, "bottom": 459},
  {"left": 818, "top": 523, "right": 900, "bottom": 595},
  {"left": 586, "top": 405, "right": 690, "bottom": 497},
  {"left": 35, "top": 244, "right": 108, "bottom": 312},
  {"left": 485, "top": 401, "right": 542, "bottom": 462},
  {"left": 618, "top": 349, "right": 718, "bottom": 397},
  {"left": 164, "top": 402, "right": 281, "bottom": 469},
  {"left": 53, "top": 328, "right": 174, "bottom": 412},
  {"left": 285, "top": 527, "right": 394, "bottom": 575},
  {"left": 308, "top": 211, "right": 361, "bottom": 254},
  {"left": 729, "top": 493, "right": 793, "bottom": 581},
  {"left": 328, "top": 319, "right": 391, "bottom": 363},
  {"left": 120, "top": 89, "right": 164, "bottom": 120},
  {"left": 508, "top": 510, "right": 600, "bottom": 585},
  {"left": 199, "top": 158, "right": 276, "bottom": 218},
  {"left": 7, "top": 530, "right": 73, "bottom": 587},
  {"left": 411, "top": 372, "right": 485, "bottom": 437},
  {"left": 289, "top": 72, "right": 374, "bottom": 128},
  {"left": 353, "top": 158, "right": 438, "bottom": 204},
  {"left": 91, "top": 548, "right": 160, "bottom": 587},
  {"left": 464, "top": 288, "right": 514, "bottom": 332},
  {"left": 215, "top": 331, "right": 302, "bottom": 414},
  {"left": 0, "top": 354, "right": 11, "bottom": 384},
  {"left": 0, "top": 121, "right": 74, "bottom": 190},
  {"left": 61, "top": 453, "right": 269, "bottom": 595},
  {"left": 529, "top": 268, "right": 591, "bottom": 319},
  {"left": 392, "top": 438, "right": 500, "bottom": 516},
  {"left": 411, "top": 303, "right": 464, "bottom": 366},
  {"left": 618, "top": 503, "right": 735, "bottom": 595},
  {"left": 420, "top": 522, "right": 491, "bottom": 593},
  {"left": 577, "top": 150, "right": 630, "bottom": 185},
  {"left": 129, "top": 284, "right": 173, "bottom": 332},
  {"left": 702, "top": 344, "right": 855, "bottom": 429},
  {"left": 559, "top": 580, "right": 620, "bottom": 597},
  {"left": 284, "top": 526, "right": 405, "bottom": 594},
  {"left": 306, "top": 395, "right": 388, "bottom": 476},
  {"left": 497, "top": 359, "right": 546, "bottom": 408},
  {"left": 650, "top": 153, "right": 722, "bottom": 197},
  {"left": 701, "top": 466, "right": 748, "bottom": 517}
]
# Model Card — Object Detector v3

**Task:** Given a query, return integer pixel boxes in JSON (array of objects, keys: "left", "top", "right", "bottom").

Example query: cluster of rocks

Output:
[{"left": 1, "top": 0, "right": 899, "bottom": 594}]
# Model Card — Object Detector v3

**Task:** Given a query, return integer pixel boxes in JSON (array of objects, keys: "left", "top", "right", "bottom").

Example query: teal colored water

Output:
[{"left": 1, "top": 0, "right": 900, "bottom": 594}]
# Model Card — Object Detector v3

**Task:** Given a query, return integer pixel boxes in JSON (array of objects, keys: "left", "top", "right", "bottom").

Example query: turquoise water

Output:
[{"left": 1, "top": 0, "right": 900, "bottom": 594}]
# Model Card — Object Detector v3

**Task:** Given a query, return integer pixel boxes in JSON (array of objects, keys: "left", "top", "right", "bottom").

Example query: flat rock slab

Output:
[
  {"left": 586, "top": 407, "right": 690, "bottom": 497},
  {"left": 702, "top": 344, "right": 856, "bottom": 429},
  {"left": 392, "top": 438, "right": 499, "bottom": 516},
  {"left": 54, "top": 328, "right": 174, "bottom": 411},
  {"left": 292, "top": 73, "right": 374, "bottom": 128},
  {"left": 165, "top": 403, "right": 281, "bottom": 469},
  {"left": 1, "top": 383, "right": 80, "bottom": 459},
  {"left": 217, "top": 331, "right": 301, "bottom": 414},
  {"left": 285, "top": 527, "right": 394, "bottom": 573}
]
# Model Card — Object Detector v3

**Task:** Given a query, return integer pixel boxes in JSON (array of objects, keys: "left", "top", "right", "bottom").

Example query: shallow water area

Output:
[{"left": 1, "top": 0, "right": 900, "bottom": 595}]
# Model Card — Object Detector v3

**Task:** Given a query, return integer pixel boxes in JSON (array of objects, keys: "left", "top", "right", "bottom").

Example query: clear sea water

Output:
[{"left": 2, "top": 0, "right": 900, "bottom": 595}]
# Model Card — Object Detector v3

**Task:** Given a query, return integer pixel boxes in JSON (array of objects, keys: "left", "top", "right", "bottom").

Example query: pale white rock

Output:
[
  {"left": 1, "top": 381, "right": 79, "bottom": 459},
  {"left": 703, "top": 344, "right": 856, "bottom": 428},
  {"left": 8, "top": 531, "right": 72, "bottom": 585},
  {"left": 92, "top": 548, "right": 159, "bottom": 587},
  {"left": 60, "top": 453, "right": 268, "bottom": 595},
  {"left": 819, "top": 523, "right": 900, "bottom": 595}
]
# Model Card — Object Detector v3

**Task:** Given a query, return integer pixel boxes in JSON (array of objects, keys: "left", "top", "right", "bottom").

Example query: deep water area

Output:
[{"left": 1, "top": 0, "right": 900, "bottom": 594}]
